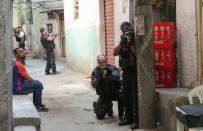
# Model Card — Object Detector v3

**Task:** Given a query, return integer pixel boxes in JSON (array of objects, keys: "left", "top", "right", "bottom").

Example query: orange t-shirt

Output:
[{"left": 15, "top": 60, "right": 28, "bottom": 77}]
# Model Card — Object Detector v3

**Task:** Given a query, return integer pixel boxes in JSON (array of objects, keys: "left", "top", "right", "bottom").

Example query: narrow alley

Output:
[
  {"left": 25, "top": 59, "right": 137, "bottom": 131},
  {"left": 1, "top": 0, "right": 201, "bottom": 131}
]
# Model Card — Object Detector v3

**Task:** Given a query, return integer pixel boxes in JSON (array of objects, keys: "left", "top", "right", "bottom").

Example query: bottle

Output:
[
  {"left": 160, "top": 48, "right": 165, "bottom": 64},
  {"left": 154, "top": 49, "right": 159, "bottom": 62},
  {"left": 166, "top": 49, "right": 170, "bottom": 60},
  {"left": 160, "top": 26, "right": 166, "bottom": 40},
  {"left": 153, "top": 26, "right": 160, "bottom": 41},
  {"left": 160, "top": 70, "right": 165, "bottom": 83},
  {"left": 155, "top": 70, "right": 159, "bottom": 83}
]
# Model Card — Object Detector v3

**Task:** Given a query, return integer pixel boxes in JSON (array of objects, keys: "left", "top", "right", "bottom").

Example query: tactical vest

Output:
[{"left": 119, "top": 37, "right": 136, "bottom": 70}]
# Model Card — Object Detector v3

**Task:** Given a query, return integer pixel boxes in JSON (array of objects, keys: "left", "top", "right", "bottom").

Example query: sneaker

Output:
[{"left": 36, "top": 105, "right": 49, "bottom": 112}]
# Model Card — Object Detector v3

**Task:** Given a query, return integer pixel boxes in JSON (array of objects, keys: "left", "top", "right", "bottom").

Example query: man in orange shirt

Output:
[{"left": 13, "top": 47, "right": 49, "bottom": 112}]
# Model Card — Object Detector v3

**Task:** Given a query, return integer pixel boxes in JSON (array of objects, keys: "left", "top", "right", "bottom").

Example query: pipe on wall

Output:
[{"left": 195, "top": 0, "right": 202, "bottom": 83}]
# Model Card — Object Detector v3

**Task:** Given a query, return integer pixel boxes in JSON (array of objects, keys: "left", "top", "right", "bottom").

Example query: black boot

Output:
[
  {"left": 130, "top": 122, "right": 139, "bottom": 129},
  {"left": 118, "top": 118, "right": 132, "bottom": 126},
  {"left": 107, "top": 102, "right": 113, "bottom": 116}
]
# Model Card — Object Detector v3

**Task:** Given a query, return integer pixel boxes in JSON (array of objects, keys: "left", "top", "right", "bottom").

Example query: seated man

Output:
[
  {"left": 13, "top": 47, "right": 49, "bottom": 112},
  {"left": 91, "top": 54, "right": 124, "bottom": 120}
]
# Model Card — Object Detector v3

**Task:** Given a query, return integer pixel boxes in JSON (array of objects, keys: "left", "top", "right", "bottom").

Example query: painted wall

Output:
[
  {"left": 176, "top": 0, "right": 197, "bottom": 87},
  {"left": 64, "top": 0, "right": 101, "bottom": 74},
  {"left": 114, "top": 0, "right": 130, "bottom": 65}
]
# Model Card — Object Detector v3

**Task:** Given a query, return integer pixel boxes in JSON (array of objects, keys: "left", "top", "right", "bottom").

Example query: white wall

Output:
[
  {"left": 176, "top": 0, "right": 197, "bottom": 87},
  {"left": 64, "top": 0, "right": 100, "bottom": 28},
  {"left": 114, "top": 0, "right": 130, "bottom": 45},
  {"left": 64, "top": 0, "right": 102, "bottom": 73},
  {"left": 114, "top": 0, "right": 130, "bottom": 65}
]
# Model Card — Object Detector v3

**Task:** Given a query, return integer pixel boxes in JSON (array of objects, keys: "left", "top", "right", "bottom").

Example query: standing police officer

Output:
[
  {"left": 113, "top": 22, "right": 139, "bottom": 129},
  {"left": 40, "top": 27, "right": 60, "bottom": 75},
  {"left": 14, "top": 25, "right": 26, "bottom": 49}
]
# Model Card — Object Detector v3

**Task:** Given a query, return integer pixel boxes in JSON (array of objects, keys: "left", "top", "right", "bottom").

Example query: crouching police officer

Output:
[{"left": 91, "top": 54, "right": 124, "bottom": 120}]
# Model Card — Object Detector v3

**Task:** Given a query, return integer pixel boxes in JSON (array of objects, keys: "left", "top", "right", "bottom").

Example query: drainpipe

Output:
[{"left": 195, "top": 0, "right": 202, "bottom": 83}]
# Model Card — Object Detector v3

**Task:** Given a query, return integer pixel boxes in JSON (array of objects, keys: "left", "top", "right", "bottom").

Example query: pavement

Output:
[{"left": 26, "top": 59, "right": 157, "bottom": 131}]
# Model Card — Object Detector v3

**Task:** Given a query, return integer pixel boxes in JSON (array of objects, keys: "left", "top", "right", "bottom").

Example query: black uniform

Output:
[
  {"left": 40, "top": 34, "right": 57, "bottom": 74},
  {"left": 14, "top": 30, "right": 26, "bottom": 49},
  {"left": 91, "top": 64, "right": 124, "bottom": 119},
  {"left": 119, "top": 29, "right": 139, "bottom": 125}
]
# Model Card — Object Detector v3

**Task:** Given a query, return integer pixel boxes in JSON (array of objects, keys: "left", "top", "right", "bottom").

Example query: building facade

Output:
[
  {"left": 13, "top": 0, "right": 65, "bottom": 60},
  {"left": 64, "top": 0, "right": 131, "bottom": 74}
]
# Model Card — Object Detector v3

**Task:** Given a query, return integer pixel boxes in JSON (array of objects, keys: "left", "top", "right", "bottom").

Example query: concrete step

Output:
[
  {"left": 14, "top": 126, "right": 36, "bottom": 131},
  {"left": 13, "top": 95, "right": 41, "bottom": 131},
  {"left": 25, "top": 50, "right": 35, "bottom": 59}
]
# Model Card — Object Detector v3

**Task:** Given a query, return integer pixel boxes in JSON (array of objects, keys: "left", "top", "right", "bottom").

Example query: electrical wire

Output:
[{"left": 13, "top": 0, "right": 63, "bottom": 5}]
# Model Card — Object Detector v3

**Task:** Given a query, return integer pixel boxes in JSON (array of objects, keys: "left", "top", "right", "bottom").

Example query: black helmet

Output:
[
  {"left": 18, "top": 25, "right": 22, "bottom": 28},
  {"left": 120, "top": 21, "right": 131, "bottom": 32}
]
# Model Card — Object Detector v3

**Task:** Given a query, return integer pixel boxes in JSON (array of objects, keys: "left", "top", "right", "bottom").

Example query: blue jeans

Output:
[{"left": 20, "top": 80, "right": 43, "bottom": 106}]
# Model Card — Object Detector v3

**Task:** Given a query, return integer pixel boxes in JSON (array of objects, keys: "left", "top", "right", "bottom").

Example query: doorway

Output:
[{"left": 59, "top": 13, "right": 66, "bottom": 58}]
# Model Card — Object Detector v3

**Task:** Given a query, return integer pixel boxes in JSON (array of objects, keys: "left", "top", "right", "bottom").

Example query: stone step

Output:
[
  {"left": 14, "top": 126, "right": 36, "bottom": 131},
  {"left": 13, "top": 95, "right": 41, "bottom": 131},
  {"left": 25, "top": 50, "right": 35, "bottom": 59}
]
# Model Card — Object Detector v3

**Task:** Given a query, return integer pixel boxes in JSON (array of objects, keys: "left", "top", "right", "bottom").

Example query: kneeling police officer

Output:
[{"left": 91, "top": 54, "right": 124, "bottom": 120}]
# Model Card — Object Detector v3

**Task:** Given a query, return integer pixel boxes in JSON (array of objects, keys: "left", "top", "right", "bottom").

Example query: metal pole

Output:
[
  {"left": 26, "top": 0, "right": 33, "bottom": 50},
  {"left": 195, "top": 0, "right": 202, "bottom": 83}
]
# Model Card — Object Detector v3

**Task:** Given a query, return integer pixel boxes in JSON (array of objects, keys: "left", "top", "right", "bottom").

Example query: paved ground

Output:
[{"left": 26, "top": 59, "right": 157, "bottom": 131}]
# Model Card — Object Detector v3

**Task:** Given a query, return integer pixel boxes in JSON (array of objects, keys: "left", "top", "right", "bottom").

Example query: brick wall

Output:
[{"left": 104, "top": 0, "right": 115, "bottom": 64}]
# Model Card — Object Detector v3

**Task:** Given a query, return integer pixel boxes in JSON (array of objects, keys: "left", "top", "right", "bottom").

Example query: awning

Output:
[{"left": 40, "top": 8, "right": 64, "bottom": 14}]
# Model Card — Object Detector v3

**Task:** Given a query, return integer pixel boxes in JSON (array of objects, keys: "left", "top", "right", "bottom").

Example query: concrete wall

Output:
[
  {"left": 0, "top": 0, "right": 13, "bottom": 130},
  {"left": 13, "top": 0, "right": 44, "bottom": 57},
  {"left": 29, "top": 6, "right": 44, "bottom": 58},
  {"left": 176, "top": 0, "right": 197, "bottom": 87},
  {"left": 12, "top": 1, "right": 28, "bottom": 49},
  {"left": 64, "top": 0, "right": 101, "bottom": 74},
  {"left": 13, "top": 0, "right": 64, "bottom": 59}
]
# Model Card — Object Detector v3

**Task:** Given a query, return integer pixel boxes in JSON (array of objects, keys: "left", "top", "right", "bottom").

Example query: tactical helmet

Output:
[
  {"left": 120, "top": 21, "right": 131, "bottom": 32},
  {"left": 18, "top": 25, "right": 22, "bottom": 28}
]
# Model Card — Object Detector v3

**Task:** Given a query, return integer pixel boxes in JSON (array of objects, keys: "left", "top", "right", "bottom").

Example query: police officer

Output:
[
  {"left": 14, "top": 25, "right": 26, "bottom": 49},
  {"left": 113, "top": 22, "right": 139, "bottom": 129},
  {"left": 40, "top": 27, "right": 60, "bottom": 75},
  {"left": 91, "top": 54, "right": 124, "bottom": 120}
]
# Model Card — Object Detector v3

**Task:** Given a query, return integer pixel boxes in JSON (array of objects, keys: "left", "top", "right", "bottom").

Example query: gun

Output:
[{"left": 48, "top": 32, "right": 64, "bottom": 36}]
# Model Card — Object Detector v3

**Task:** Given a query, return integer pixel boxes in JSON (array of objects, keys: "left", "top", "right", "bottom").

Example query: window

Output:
[
  {"left": 74, "top": 0, "right": 79, "bottom": 19},
  {"left": 47, "top": 12, "right": 55, "bottom": 20}
]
